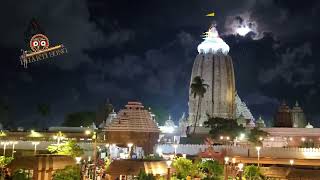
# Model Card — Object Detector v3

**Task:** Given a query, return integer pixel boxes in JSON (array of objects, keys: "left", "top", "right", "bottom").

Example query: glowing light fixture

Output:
[
  {"left": 238, "top": 163, "right": 244, "bottom": 171},
  {"left": 75, "top": 157, "right": 82, "bottom": 164},
  {"left": 289, "top": 159, "right": 294, "bottom": 166},
  {"left": 224, "top": 156, "right": 229, "bottom": 164}
]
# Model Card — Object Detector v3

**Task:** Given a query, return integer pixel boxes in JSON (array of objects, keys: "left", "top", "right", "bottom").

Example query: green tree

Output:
[
  {"left": 0, "top": 156, "right": 13, "bottom": 168},
  {"left": 47, "top": 140, "right": 84, "bottom": 158},
  {"left": 96, "top": 100, "right": 113, "bottom": 126},
  {"left": 244, "top": 165, "right": 264, "bottom": 180},
  {"left": 204, "top": 117, "right": 245, "bottom": 140},
  {"left": 63, "top": 112, "right": 96, "bottom": 127},
  {"left": 52, "top": 165, "right": 80, "bottom": 180},
  {"left": 37, "top": 103, "right": 50, "bottom": 128},
  {"left": 173, "top": 157, "right": 203, "bottom": 179},
  {"left": 248, "top": 127, "right": 269, "bottom": 146},
  {"left": 12, "top": 169, "right": 32, "bottom": 180},
  {"left": 190, "top": 76, "right": 209, "bottom": 134},
  {"left": 199, "top": 160, "right": 223, "bottom": 180},
  {"left": 137, "top": 169, "right": 156, "bottom": 180}
]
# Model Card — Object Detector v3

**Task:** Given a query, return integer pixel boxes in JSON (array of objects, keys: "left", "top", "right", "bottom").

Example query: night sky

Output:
[{"left": 1, "top": 0, "right": 320, "bottom": 128}]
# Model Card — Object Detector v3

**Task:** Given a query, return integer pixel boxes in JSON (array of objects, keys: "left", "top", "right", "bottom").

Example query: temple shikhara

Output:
[
  {"left": 188, "top": 25, "right": 255, "bottom": 128},
  {"left": 104, "top": 102, "right": 160, "bottom": 153}
]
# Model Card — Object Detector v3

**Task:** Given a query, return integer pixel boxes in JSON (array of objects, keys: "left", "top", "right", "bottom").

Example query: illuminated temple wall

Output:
[
  {"left": 188, "top": 53, "right": 236, "bottom": 126},
  {"left": 154, "top": 144, "right": 320, "bottom": 159}
]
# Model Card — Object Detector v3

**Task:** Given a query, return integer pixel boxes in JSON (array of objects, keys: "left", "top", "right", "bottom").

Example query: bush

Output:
[
  {"left": 244, "top": 165, "right": 264, "bottom": 180},
  {"left": 52, "top": 165, "right": 81, "bottom": 180}
]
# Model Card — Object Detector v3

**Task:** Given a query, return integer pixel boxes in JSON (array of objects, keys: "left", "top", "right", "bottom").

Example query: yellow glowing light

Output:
[
  {"left": 0, "top": 131, "right": 6, "bottom": 137},
  {"left": 232, "top": 158, "right": 236, "bottom": 164},
  {"left": 29, "top": 130, "right": 43, "bottom": 138},
  {"left": 206, "top": 12, "right": 215, "bottom": 17},
  {"left": 289, "top": 159, "right": 294, "bottom": 165}
]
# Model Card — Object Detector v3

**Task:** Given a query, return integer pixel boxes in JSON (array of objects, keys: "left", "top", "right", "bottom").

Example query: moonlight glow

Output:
[{"left": 236, "top": 26, "right": 251, "bottom": 36}]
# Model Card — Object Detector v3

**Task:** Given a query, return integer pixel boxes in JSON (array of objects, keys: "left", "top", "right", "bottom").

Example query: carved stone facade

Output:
[
  {"left": 189, "top": 53, "right": 236, "bottom": 126},
  {"left": 189, "top": 26, "right": 235, "bottom": 126},
  {"left": 104, "top": 102, "right": 160, "bottom": 153}
]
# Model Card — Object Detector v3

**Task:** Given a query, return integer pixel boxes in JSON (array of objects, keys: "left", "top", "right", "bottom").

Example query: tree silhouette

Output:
[{"left": 190, "top": 76, "right": 208, "bottom": 134}]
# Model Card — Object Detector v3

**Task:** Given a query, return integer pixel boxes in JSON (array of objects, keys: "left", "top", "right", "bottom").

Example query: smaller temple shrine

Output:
[
  {"left": 104, "top": 102, "right": 160, "bottom": 153},
  {"left": 274, "top": 101, "right": 307, "bottom": 128}
]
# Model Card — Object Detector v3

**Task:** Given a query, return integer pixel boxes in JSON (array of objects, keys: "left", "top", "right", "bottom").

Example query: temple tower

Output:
[
  {"left": 189, "top": 25, "right": 236, "bottom": 126},
  {"left": 291, "top": 101, "right": 307, "bottom": 128}
]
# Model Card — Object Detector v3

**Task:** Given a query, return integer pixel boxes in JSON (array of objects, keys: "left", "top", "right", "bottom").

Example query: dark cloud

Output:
[
  {"left": 259, "top": 42, "right": 313, "bottom": 86},
  {"left": 1, "top": 0, "right": 320, "bottom": 127}
]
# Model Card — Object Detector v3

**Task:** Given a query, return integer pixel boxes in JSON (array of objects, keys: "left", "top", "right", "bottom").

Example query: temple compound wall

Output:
[{"left": 154, "top": 144, "right": 320, "bottom": 159}]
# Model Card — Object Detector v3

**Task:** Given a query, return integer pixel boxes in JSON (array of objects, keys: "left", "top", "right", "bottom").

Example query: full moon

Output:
[{"left": 236, "top": 26, "right": 251, "bottom": 36}]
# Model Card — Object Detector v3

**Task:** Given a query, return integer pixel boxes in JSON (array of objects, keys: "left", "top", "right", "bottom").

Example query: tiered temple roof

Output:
[{"left": 105, "top": 102, "right": 159, "bottom": 133}]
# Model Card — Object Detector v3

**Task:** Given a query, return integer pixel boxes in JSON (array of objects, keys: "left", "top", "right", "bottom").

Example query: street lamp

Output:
[
  {"left": 166, "top": 160, "right": 172, "bottom": 180},
  {"left": 255, "top": 146, "right": 261, "bottom": 167},
  {"left": 238, "top": 162, "right": 244, "bottom": 180},
  {"left": 224, "top": 156, "right": 229, "bottom": 164},
  {"left": 127, "top": 143, "right": 133, "bottom": 159},
  {"left": 75, "top": 157, "right": 82, "bottom": 164},
  {"left": 11, "top": 141, "right": 18, "bottom": 158},
  {"left": 1, "top": 142, "right": 10, "bottom": 156},
  {"left": 31, "top": 142, "right": 40, "bottom": 155},
  {"left": 224, "top": 156, "right": 229, "bottom": 180}
]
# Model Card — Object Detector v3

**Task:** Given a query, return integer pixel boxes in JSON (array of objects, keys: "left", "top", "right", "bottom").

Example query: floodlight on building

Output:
[
  {"left": 259, "top": 137, "right": 263, "bottom": 141},
  {"left": 226, "top": 136, "right": 230, "bottom": 140},
  {"left": 105, "top": 143, "right": 110, "bottom": 148},
  {"left": 220, "top": 136, "right": 223, "bottom": 140},
  {"left": 301, "top": 137, "right": 306, "bottom": 142},
  {"left": 289, "top": 137, "right": 293, "bottom": 141}
]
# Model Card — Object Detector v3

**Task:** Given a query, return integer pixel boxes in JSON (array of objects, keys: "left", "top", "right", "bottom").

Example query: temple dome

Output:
[
  {"left": 305, "top": 122, "right": 314, "bottom": 128},
  {"left": 164, "top": 115, "right": 175, "bottom": 127},
  {"left": 197, "top": 26, "right": 230, "bottom": 54},
  {"left": 256, "top": 116, "right": 266, "bottom": 128}
]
